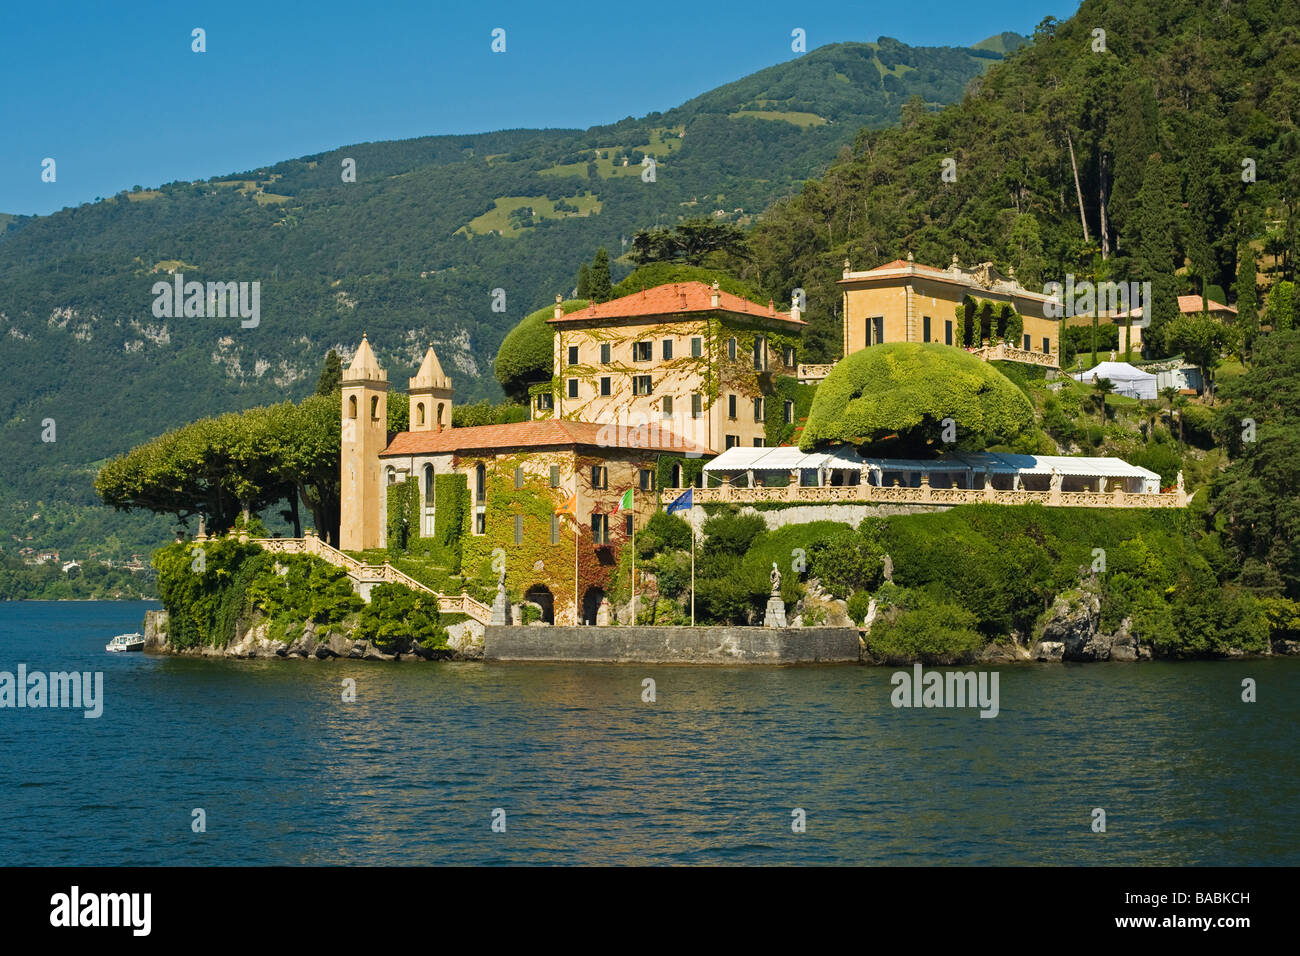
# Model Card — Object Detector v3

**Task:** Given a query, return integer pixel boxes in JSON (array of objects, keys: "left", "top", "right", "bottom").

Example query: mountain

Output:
[{"left": 0, "top": 36, "right": 1018, "bottom": 560}]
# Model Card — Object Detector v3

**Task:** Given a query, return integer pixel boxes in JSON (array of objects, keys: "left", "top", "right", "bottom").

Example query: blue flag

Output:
[{"left": 666, "top": 488, "right": 693, "bottom": 514}]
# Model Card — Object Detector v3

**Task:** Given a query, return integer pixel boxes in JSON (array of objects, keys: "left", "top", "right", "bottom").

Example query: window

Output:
[
  {"left": 437, "top": 402, "right": 445, "bottom": 427},
  {"left": 1043, "top": 337, "right": 1050, "bottom": 353},
  {"left": 600, "top": 376, "right": 611, "bottom": 396},
  {"left": 639, "top": 468, "right": 655, "bottom": 491},
  {"left": 549, "top": 465, "right": 560, "bottom": 488},
  {"left": 923, "top": 316, "right": 931, "bottom": 342},
  {"left": 514, "top": 515, "right": 523, "bottom": 545},
  {"left": 725, "top": 435, "right": 739, "bottom": 449},
  {"left": 474, "top": 511, "right": 486, "bottom": 535},
  {"left": 416, "top": 402, "right": 426, "bottom": 425},
  {"left": 625, "top": 513, "right": 634, "bottom": 536},
  {"left": 868, "top": 316, "right": 884, "bottom": 345},
  {"left": 945, "top": 320, "right": 953, "bottom": 346},
  {"left": 550, "top": 514, "right": 560, "bottom": 544},
  {"left": 1024, "top": 334, "right": 1032, "bottom": 351},
  {"left": 727, "top": 337, "right": 737, "bottom": 360},
  {"left": 370, "top": 395, "right": 380, "bottom": 419},
  {"left": 475, "top": 463, "right": 486, "bottom": 503},
  {"left": 661, "top": 395, "right": 673, "bottom": 418},
  {"left": 567, "top": 345, "right": 579, "bottom": 366},
  {"left": 348, "top": 395, "right": 357, "bottom": 419},
  {"left": 753, "top": 397, "right": 764, "bottom": 422},
  {"left": 386, "top": 467, "right": 397, "bottom": 485},
  {"left": 662, "top": 339, "right": 673, "bottom": 360},
  {"left": 691, "top": 393, "right": 703, "bottom": 419},
  {"left": 671, "top": 464, "right": 682, "bottom": 488},
  {"left": 536, "top": 392, "right": 553, "bottom": 411},
  {"left": 783, "top": 345, "right": 796, "bottom": 367},
  {"left": 753, "top": 335, "right": 766, "bottom": 370},
  {"left": 753, "top": 437, "right": 766, "bottom": 447},
  {"left": 424, "top": 464, "right": 434, "bottom": 505},
  {"left": 591, "top": 466, "right": 607, "bottom": 490},
  {"left": 592, "top": 513, "right": 609, "bottom": 545},
  {"left": 784, "top": 400, "right": 794, "bottom": 424},
  {"left": 567, "top": 378, "right": 579, "bottom": 399},
  {"left": 514, "top": 466, "right": 524, "bottom": 490},
  {"left": 728, "top": 394, "right": 737, "bottom": 420},
  {"left": 634, "top": 341, "right": 652, "bottom": 362},
  {"left": 633, "top": 375, "right": 653, "bottom": 395},
  {"left": 691, "top": 337, "right": 703, "bottom": 358},
  {"left": 600, "top": 343, "right": 611, "bottom": 364}
]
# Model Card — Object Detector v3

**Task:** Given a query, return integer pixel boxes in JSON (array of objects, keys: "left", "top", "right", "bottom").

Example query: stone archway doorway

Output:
[
  {"left": 582, "top": 586, "right": 606, "bottom": 626},
  {"left": 523, "top": 584, "right": 554, "bottom": 624}
]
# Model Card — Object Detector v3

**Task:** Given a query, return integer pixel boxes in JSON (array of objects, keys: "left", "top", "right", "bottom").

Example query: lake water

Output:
[{"left": 2, "top": 601, "right": 1297, "bottom": 865}]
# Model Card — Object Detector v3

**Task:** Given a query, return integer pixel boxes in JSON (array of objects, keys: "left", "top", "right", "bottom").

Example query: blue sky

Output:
[{"left": 0, "top": 0, "right": 1080, "bottom": 216}]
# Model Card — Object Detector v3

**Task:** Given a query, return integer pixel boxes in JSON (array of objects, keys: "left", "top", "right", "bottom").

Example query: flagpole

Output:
[
  {"left": 690, "top": 502, "right": 696, "bottom": 627},
  {"left": 630, "top": 488, "right": 636, "bottom": 625},
  {"left": 574, "top": 511, "right": 579, "bottom": 626}
]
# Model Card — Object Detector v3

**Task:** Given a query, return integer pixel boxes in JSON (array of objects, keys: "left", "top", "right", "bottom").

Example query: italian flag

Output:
[{"left": 613, "top": 488, "right": 633, "bottom": 513}]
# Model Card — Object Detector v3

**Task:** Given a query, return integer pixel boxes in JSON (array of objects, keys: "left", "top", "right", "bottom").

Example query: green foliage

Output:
[
  {"left": 807, "top": 526, "right": 884, "bottom": 598},
  {"left": 0, "top": 552, "right": 155, "bottom": 600},
  {"left": 612, "top": 263, "right": 762, "bottom": 301},
  {"left": 431, "top": 473, "right": 468, "bottom": 571},
  {"left": 386, "top": 477, "right": 418, "bottom": 557},
  {"left": 866, "top": 591, "right": 983, "bottom": 663},
  {"left": 800, "top": 343, "right": 1034, "bottom": 453},
  {"left": 315, "top": 350, "right": 343, "bottom": 395},
  {"left": 452, "top": 400, "right": 529, "bottom": 427},
  {"left": 153, "top": 538, "right": 271, "bottom": 648},
  {"left": 588, "top": 248, "right": 612, "bottom": 302},
  {"left": 845, "top": 590, "right": 872, "bottom": 624},
  {"left": 359, "top": 583, "right": 446, "bottom": 652},
  {"left": 629, "top": 217, "right": 749, "bottom": 265},
  {"left": 1264, "top": 280, "right": 1297, "bottom": 332},
  {"left": 764, "top": 375, "right": 817, "bottom": 445}
]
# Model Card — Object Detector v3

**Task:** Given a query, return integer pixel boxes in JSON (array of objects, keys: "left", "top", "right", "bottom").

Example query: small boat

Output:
[{"left": 106, "top": 633, "right": 145, "bottom": 653}]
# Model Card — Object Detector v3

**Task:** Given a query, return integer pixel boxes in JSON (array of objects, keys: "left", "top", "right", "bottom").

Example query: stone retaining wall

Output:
[{"left": 484, "top": 625, "right": 861, "bottom": 664}]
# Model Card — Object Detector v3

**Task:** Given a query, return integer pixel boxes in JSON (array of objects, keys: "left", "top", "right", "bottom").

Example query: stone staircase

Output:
[{"left": 242, "top": 531, "right": 492, "bottom": 625}]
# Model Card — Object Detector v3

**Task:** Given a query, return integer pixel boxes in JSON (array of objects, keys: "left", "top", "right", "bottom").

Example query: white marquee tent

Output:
[{"left": 1072, "top": 360, "right": 1158, "bottom": 400}]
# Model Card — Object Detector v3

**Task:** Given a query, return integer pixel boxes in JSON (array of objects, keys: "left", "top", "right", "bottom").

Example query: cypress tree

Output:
[
  {"left": 588, "top": 248, "right": 612, "bottom": 303},
  {"left": 1131, "top": 154, "right": 1180, "bottom": 355},
  {"left": 1185, "top": 152, "right": 1215, "bottom": 310},
  {"left": 315, "top": 349, "right": 342, "bottom": 395},
  {"left": 1236, "top": 242, "right": 1258, "bottom": 357},
  {"left": 576, "top": 262, "right": 590, "bottom": 299}
]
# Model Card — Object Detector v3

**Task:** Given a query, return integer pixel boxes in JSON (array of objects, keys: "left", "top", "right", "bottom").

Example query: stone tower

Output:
[
  {"left": 408, "top": 344, "right": 453, "bottom": 432},
  {"left": 340, "top": 335, "right": 388, "bottom": 551}
]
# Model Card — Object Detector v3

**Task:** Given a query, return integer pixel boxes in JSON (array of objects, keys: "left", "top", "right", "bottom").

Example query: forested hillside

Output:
[
  {"left": 744, "top": 0, "right": 1300, "bottom": 359},
  {"left": 0, "top": 37, "right": 1010, "bottom": 559}
]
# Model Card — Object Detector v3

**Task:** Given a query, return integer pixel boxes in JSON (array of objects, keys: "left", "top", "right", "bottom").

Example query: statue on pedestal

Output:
[
  {"left": 764, "top": 561, "right": 787, "bottom": 628},
  {"left": 770, "top": 562, "right": 781, "bottom": 595}
]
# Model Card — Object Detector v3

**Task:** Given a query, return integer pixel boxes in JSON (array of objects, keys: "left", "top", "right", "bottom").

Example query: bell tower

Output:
[
  {"left": 408, "top": 343, "right": 453, "bottom": 432},
  {"left": 340, "top": 334, "right": 388, "bottom": 551}
]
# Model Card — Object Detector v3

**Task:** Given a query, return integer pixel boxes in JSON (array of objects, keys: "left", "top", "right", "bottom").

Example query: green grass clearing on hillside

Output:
[
  {"left": 456, "top": 192, "right": 601, "bottom": 237},
  {"left": 728, "top": 109, "right": 828, "bottom": 127},
  {"left": 539, "top": 127, "right": 684, "bottom": 179}
]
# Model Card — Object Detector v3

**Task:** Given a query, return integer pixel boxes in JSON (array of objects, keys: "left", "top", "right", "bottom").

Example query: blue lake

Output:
[{"left": 1, "top": 601, "right": 1296, "bottom": 865}]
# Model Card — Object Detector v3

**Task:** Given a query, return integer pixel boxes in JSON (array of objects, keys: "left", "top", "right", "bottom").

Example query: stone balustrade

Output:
[{"left": 691, "top": 480, "right": 1185, "bottom": 509}]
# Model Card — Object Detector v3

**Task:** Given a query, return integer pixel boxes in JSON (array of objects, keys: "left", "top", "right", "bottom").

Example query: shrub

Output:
[
  {"left": 866, "top": 592, "right": 984, "bottom": 663},
  {"left": 359, "top": 583, "right": 446, "bottom": 652},
  {"left": 846, "top": 590, "right": 872, "bottom": 624},
  {"left": 800, "top": 343, "right": 1035, "bottom": 453}
]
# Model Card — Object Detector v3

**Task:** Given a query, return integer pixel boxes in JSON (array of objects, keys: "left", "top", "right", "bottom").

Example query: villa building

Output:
[
  {"left": 837, "top": 255, "right": 1062, "bottom": 368},
  {"left": 534, "top": 280, "right": 806, "bottom": 451}
]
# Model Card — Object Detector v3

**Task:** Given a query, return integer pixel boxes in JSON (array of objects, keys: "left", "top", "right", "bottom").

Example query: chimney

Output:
[
  {"left": 554, "top": 294, "right": 563, "bottom": 320},
  {"left": 768, "top": 299, "right": 775, "bottom": 316},
  {"left": 710, "top": 280, "right": 719, "bottom": 309}
]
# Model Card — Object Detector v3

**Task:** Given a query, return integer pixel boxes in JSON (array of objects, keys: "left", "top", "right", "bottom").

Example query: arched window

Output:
[
  {"left": 424, "top": 464, "right": 434, "bottom": 505},
  {"left": 370, "top": 395, "right": 379, "bottom": 419},
  {"left": 672, "top": 463, "right": 682, "bottom": 488},
  {"left": 386, "top": 467, "right": 396, "bottom": 485},
  {"left": 416, "top": 402, "right": 426, "bottom": 426},
  {"left": 475, "top": 463, "right": 486, "bottom": 503},
  {"left": 348, "top": 395, "right": 358, "bottom": 419},
  {"left": 437, "top": 402, "right": 445, "bottom": 427}
]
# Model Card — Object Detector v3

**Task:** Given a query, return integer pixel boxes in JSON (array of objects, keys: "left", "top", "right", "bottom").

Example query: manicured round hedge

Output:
[{"left": 799, "top": 343, "right": 1035, "bottom": 452}]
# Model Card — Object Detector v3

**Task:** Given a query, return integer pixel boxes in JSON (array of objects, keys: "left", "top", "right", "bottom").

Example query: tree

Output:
[
  {"left": 1265, "top": 280, "right": 1297, "bottom": 332},
  {"left": 575, "top": 262, "right": 590, "bottom": 299},
  {"left": 315, "top": 350, "right": 343, "bottom": 395},
  {"left": 1130, "top": 154, "right": 1181, "bottom": 355},
  {"left": 1184, "top": 151, "right": 1215, "bottom": 309},
  {"left": 588, "top": 248, "right": 612, "bottom": 303},
  {"left": 1091, "top": 377, "right": 1115, "bottom": 419},
  {"left": 799, "top": 343, "right": 1035, "bottom": 453},
  {"left": 1236, "top": 242, "right": 1259, "bottom": 361},
  {"left": 1165, "top": 312, "right": 1229, "bottom": 403},
  {"left": 1209, "top": 330, "right": 1300, "bottom": 597},
  {"left": 1007, "top": 213, "right": 1045, "bottom": 288}
]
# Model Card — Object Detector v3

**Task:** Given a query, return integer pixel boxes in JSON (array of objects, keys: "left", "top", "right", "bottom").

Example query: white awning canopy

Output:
[{"left": 703, "top": 447, "right": 1160, "bottom": 483}]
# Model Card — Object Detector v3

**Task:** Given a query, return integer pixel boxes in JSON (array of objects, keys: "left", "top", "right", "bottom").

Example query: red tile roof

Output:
[
  {"left": 381, "top": 419, "right": 714, "bottom": 457},
  {"left": 1177, "top": 295, "right": 1236, "bottom": 315},
  {"left": 548, "top": 281, "right": 804, "bottom": 325}
]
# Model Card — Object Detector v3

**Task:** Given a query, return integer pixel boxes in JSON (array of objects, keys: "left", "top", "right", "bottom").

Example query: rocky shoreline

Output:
[{"left": 142, "top": 609, "right": 485, "bottom": 662}]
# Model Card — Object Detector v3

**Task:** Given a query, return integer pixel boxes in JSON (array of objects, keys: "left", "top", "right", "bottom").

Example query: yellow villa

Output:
[{"left": 838, "top": 255, "right": 1063, "bottom": 368}]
